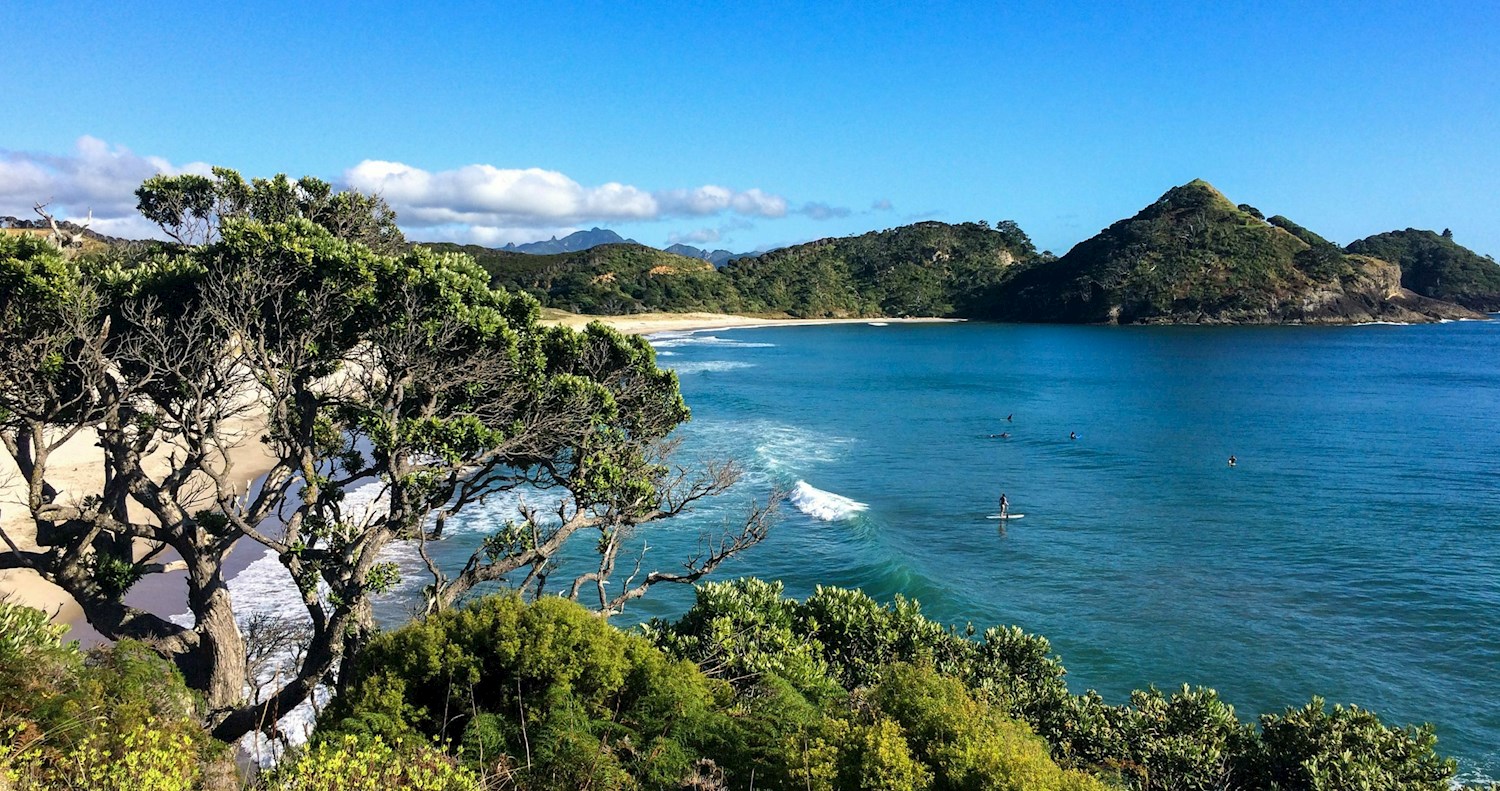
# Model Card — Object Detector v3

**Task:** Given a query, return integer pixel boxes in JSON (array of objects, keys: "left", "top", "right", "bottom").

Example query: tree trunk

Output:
[{"left": 183, "top": 555, "right": 248, "bottom": 714}]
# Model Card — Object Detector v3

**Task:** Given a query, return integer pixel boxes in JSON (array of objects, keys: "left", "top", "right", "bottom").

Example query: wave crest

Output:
[{"left": 790, "top": 480, "right": 869, "bottom": 521}]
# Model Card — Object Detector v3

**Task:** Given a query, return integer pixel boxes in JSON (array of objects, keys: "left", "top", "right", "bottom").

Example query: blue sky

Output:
[{"left": 2, "top": 1, "right": 1497, "bottom": 256}]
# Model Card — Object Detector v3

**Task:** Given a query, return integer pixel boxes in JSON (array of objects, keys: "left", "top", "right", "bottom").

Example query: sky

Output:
[{"left": 2, "top": 1, "right": 1497, "bottom": 256}]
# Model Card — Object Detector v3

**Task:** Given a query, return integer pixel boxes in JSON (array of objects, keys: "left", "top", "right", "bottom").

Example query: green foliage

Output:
[
  {"left": 259, "top": 733, "right": 480, "bottom": 791},
  {"left": 136, "top": 167, "right": 404, "bottom": 252},
  {"left": 1347, "top": 228, "right": 1500, "bottom": 310},
  {"left": 871, "top": 664, "right": 1107, "bottom": 791},
  {"left": 648, "top": 580, "right": 1464, "bottom": 791},
  {"left": 427, "top": 241, "right": 740, "bottom": 315},
  {"left": 428, "top": 220, "right": 1038, "bottom": 319},
  {"left": 321, "top": 594, "right": 727, "bottom": 790},
  {"left": 0, "top": 234, "right": 78, "bottom": 326},
  {"left": 724, "top": 221, "right": 1035, "bottom": 318},
  {"left": 1250, "top": 698, "right": 1455, "bottom": 791},
  {"left": 0, "top": 604, "right": 225, "bottom": 789}
]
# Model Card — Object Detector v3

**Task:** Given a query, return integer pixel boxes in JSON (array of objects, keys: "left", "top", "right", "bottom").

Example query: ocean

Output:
[{"left": 239, "top": 319, "right": 1499, "bottom": 779}]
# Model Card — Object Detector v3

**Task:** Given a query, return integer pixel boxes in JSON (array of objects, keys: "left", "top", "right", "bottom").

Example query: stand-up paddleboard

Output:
[{"left": 986, "top": 514, "right": 1024, "bottom": 520}]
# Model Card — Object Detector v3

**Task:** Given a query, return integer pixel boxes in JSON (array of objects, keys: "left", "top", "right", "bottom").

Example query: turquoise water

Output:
[{"left": 413, "top": 320, "right": 1500, "bottom": 779}]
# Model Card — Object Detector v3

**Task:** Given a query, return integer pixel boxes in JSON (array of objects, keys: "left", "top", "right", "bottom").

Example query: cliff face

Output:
[
  {"left": 1346, "top": 229, "right": 1500, "bottom": 311},
  {"left": 982, "top": 181, "right": 1483, "bottom": 325}
]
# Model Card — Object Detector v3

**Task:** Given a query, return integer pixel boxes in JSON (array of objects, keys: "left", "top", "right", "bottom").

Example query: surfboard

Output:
[{"left": 986, "top": 514, "right": 1024, "bottom": 520}]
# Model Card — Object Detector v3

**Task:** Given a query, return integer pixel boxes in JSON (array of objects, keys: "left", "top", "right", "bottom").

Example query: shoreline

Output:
[
  {"left": 539, "top": 310, "right": 964, "bottom": 336},
  {"left": 0, "top": 415, "right": 280, "bottom": 635}
]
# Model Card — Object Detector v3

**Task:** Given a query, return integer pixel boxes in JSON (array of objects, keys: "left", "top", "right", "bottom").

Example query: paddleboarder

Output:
[{"left": 998, "top": 492, "right": 1009, "bottom": 519}]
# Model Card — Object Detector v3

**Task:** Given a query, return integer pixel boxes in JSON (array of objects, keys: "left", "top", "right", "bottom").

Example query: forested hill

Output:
[
  {"left": 420, "top": 220, "right": 1041, "bottom": 317},
  {"left": 1346, "top": 229, "right": 1500, "bottom": 311},
  {"left": 722, "top": 220, "right": 1039, "bottom": 317},
  {"left": 418, "top": 241, "right": 737, "bottom": 314},
  {"left": 979, "top": 180, "right": 1481, "bottom": 324}
]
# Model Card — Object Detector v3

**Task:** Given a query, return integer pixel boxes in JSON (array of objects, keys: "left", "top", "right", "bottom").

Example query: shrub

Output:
[
  {"left": 1248, "top": 698, "right": 1455, "bottom": 791},
  {"left": 259, "top": 733, "right": 479, "bottom": 791},
  {"left": 321, "top": 593, "right": 729, "bottom": 790}
]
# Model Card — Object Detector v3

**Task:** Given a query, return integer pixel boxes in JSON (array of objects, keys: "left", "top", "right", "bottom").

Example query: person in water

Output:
[
  {"left": 1228, "top": 455, "right": 1237, "bottom": 467},
  {"left": 1006, "top": 413, "right": 1013, "bottom": 422},
  {"left": 998, "top": 493, "right": 1009, "bottom": 518},
  {"left": 1069, "top": 431, "right": 1077, "bottom": 440}
]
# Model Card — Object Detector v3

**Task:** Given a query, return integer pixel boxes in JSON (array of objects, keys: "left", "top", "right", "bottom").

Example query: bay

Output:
[
  {"left": 406, "top": 320, "right": 1500, "bottom": 781},
  {"left": 658, "top": 321, "right": 1498, "bottom": 781}
]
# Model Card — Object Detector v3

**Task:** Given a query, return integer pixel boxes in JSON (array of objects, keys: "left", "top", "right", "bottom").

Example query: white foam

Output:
[
  {"left": 867, "top": 321, "right": 890, "bottom": 326},
  {"left": 671, "top": 360, "right": 757, "bottom": 375},
  {"left": 754, "top": 424, "right": 854, "bottom": 473},
  {"left": 790, "top": 480, "right": 868, "bottom": 521},
  {"left": 649, "top": 334, "right": 775, "bottom": 349}
]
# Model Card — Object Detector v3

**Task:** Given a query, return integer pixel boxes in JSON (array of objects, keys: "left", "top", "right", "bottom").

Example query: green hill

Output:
[
  {"left": 423, "top": 220, "right": 1039, "bottom": 319},
  {"left": 418, "top": 241, "right": 739, "bottom": 315},
  {"left": 982, "top": 180, "right": 1478, "bottom": 324},
  {"left": 722, "top": 220, "right": 1039, "bottom": 318},
  {"left": 1346, "top": 229, "right": 1500, "bottom": 311}
]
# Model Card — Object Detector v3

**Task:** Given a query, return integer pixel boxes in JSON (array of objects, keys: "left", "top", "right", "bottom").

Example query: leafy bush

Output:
[
  {"left": 321, "top": 593, "right": 729, "bottom": 790},
  {"left": 1248, "top": 698, "right": 1454, "bottom": 791},
  {"left": 258, "top": 734, "right": 480, "bottom": 791},
  {"left": 0, "top": 603, "right": 225, "bottom": 790}
]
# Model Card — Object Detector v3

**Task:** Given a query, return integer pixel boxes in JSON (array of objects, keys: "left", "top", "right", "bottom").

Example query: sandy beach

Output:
[
  {"left": 540, "top": 309, "right": 963, "bottom": 336},
  {"left": 0, "top": 311, "right": 954, "bottom": 627},
  {"left": 0, "top": 412, "right": 280, "bottom": 629}
]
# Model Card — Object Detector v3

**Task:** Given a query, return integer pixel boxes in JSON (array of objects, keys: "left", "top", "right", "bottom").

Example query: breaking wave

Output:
[
  {"left": 648, "top": 332, "right": 776, "bottom": 349},
  {"left": 790, "top": 480, "right": 869, "bottom": 521},
  {"left": 671, "top": 360, "right": 757, "bottom": 375}
]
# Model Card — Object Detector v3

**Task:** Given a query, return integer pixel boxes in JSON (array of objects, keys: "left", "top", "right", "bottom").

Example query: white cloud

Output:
[
  {"left": 0, "top": 138, "right": 831, "bottom": 247},
  {"left": 348, "top": 161, "right": 791, "bottom": 228},
  {"left": 0, "top": 136, "right": 210, "bottom": 227}
]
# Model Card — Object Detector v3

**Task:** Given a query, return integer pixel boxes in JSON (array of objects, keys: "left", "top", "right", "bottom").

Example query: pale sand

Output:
[
  {"left": 0, "top": 412, "right": 280, "bottom": 626},
  {"left": 2, "top": 311, "right": 951, "bottom": 624},
  {"left": 540, "top": 309, "right": 962, "bottom": 336}
]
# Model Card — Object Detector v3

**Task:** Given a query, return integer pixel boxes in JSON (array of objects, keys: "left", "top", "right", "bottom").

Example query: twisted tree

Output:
[{"left": 0, "top": 174, "right": 772, "bottom": 743}]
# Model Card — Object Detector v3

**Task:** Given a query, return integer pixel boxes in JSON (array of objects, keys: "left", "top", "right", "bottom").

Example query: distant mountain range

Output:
[
  {"left": 663, "top": 244, "right": 760, "bottom": 266},
  {"left": 492, "top": 228, "right": 760, "bottom": 266},
  {"left": 500, "top": 227, "right": 639, "bottom": 254}
]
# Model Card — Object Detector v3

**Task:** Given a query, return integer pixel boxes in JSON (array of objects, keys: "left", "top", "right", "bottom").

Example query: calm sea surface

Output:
[{"left": 407, "top": 320, "right": 1500, "bottom": 779}]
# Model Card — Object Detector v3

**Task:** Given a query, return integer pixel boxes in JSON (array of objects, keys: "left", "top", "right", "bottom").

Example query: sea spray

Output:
[
  {"left": 670, "top": 360, "right": 757, "bottom": 375},
  {"left": 789, "top": 480, "right": 869, "bottom": 521},
  {"left": 649, "top": 333, "right": 776, "bottom": 349}
]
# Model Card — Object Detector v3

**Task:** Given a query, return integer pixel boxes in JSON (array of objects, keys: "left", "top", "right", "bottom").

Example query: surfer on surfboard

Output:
[{"left": 998, "top": 493, "right": 1009, "bottom": 519}]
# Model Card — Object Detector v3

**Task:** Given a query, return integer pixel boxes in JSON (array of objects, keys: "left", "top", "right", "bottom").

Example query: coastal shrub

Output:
[
  {"left": 648, "top": 580, "right": 1467, "bottom": 790},
  {"left": 1246, "top": 698, "right": 1455, "bottom": 791},
  {"left": 645, "top": 577, "right": 838, "bottom": 700},
  {"left": 870, "top": 664, "right": 1107, "bottom": 791},
  {"left": 0, "top": 604, "right": 225, "bottom": 790},
  {"left": 320, "top": 593, "right": 730, "bottom": 790},
  {"left": 258, "top": 733, "right": 480, "bottom": 791},
  {"left": 650, "top": 580, "right": 1073, "bottom": 740},
  {"left": 1102, "top": 686, "right": 1252, "bottom": 791}
]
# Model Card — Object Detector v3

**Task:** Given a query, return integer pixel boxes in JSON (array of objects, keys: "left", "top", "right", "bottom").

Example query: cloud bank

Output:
[
  {"left": 0, "top": 137, "right": 211, "bottom": 236},
  {"left": 344, "top": 161, "right": 808, "bottom": 244},
  {"left": 1, "top": 137, "right": 857, "bottom": 246}
]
